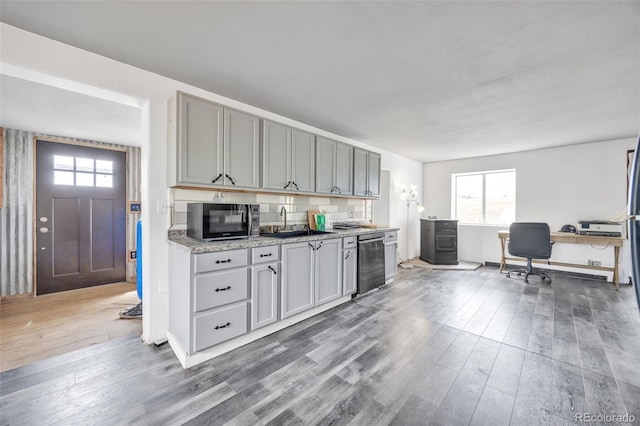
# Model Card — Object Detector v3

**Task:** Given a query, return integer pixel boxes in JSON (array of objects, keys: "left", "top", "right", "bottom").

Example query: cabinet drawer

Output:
[
  {"left": 193, "top": 269, "right": 249, "bottom": 312},
  {"left": 194, "top": 249, "right": 248, "bottom": 274},
  {"left": 193, "top": 302, "right": 248, "bottom": 352},
  {"left": 435, "top": 221, "right": 457, "bottom": 232},
  {"left": 343, "top": 236, "right": 357, "bottom": 248},
  {"left": 384, "top": 231, "right": 398, "bottom": 243},
  {"left": 251, "top": 245, "right": 280, "bottom": 264}
]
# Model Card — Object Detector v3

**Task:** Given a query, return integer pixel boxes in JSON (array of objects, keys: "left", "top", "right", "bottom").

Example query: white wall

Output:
[
  {"left": 424, "top": 138, "right": 637, "bottom": 280},
  {"left": 1, "top": 23, "right": 423, "bottom": 343}
]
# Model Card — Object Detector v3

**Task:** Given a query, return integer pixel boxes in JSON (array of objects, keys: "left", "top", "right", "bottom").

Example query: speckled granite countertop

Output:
[{"left": 168, "top": 227, "right": 399, "bottom": 254}]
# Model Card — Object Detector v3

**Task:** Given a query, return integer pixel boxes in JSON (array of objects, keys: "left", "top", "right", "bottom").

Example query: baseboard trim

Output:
[{"left": 484, "top": 261, "right": 608, "bottom": 282}]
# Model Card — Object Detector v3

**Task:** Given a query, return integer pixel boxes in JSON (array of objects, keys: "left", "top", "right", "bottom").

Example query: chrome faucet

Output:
[{"left": 280, "top": 206, "right": 287, "bottom": 230}]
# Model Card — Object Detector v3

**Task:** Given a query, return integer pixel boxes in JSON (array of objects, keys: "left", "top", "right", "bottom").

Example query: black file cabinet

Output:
[{"left": 420, "top": 219, "right": 458, "bottom": 265}]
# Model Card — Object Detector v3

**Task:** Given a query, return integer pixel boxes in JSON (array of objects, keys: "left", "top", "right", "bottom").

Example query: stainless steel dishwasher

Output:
[{"left": 357, "top": 232, "right": 386, "bottom": 294}]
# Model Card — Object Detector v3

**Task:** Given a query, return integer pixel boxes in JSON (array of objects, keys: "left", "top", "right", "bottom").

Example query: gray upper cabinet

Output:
[
  {"left": 315, "top": 136, "right": 353, "bottom": 195},
  {"left": 262, "top": 120, "right": 315, "bottom": 193},
  {"left": 169, "top": 92, "right": 259, "bottom": 189},
  {"left": 353, "top": 148, "right": 381, "bottom": 198},
  {"left": 291, "top": 129, "right": 316, "bottom": 192},
  {"left": 176, "top": 94, "right": 224, "bottom": 186},
  {"left": 224, "top": 108, "right": 260, "bottom": 188}
]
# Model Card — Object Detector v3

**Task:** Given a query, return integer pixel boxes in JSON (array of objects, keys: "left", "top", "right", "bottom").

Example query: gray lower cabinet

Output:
[
  {"left": 281, "top": 242, "right": 315, "bottom": 318},
  {"left": 354, "top": 147, "right": 381, "bottom": 198},
  {"left": 262, "top": 120, "right": 315, "bottom": 193},
  {"left": 343, "top": 247, "right": 358, "bottom": 295},
  {"left": 316, "top": 136, "right": 353, "bottom": 195},
  {"left": 168, "top": 246, "right": 251, "bottom": 355},
  {"left": 281, "top": 238, "right": 342, "bottom": 319},
  {"left": 384, "top": 231, "right": 398, "bottom": 283},
  {"left": 315, "top": 238, "right": 343, "bottom": 305},
  {"left": 251, "top": 262, "right": 279, "bottom": 330}
]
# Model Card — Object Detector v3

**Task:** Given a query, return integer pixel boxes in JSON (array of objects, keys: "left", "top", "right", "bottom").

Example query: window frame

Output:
[{"left": 452, "top": 168, "right": 516, "bottom": 225}]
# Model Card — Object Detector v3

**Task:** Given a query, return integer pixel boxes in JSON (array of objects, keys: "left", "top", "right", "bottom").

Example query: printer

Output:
[{"left": 577, "top": 220, "right": 622, "bottom": 237}]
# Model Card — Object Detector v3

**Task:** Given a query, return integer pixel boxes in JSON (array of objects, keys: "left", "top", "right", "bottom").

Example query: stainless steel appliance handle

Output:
[
  {"left": 359, "top": 237, "right": 384, "bottom": 244},
  {"left": 247, "top": 205, "right": 252, "bottom": 236}
]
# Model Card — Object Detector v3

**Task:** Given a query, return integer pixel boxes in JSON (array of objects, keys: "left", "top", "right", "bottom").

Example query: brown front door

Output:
[{"left": 35, "top": 140, "right": 126, "bottom": 295}]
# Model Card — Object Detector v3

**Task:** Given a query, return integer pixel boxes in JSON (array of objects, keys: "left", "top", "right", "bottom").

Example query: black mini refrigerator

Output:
[{"left": 420, "top": 219, "right": 459, "bottom": 265}]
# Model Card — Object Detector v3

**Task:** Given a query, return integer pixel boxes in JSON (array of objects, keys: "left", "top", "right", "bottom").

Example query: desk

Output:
[{"left": 497, "top": 231, "right": 624, "bottom": 290}]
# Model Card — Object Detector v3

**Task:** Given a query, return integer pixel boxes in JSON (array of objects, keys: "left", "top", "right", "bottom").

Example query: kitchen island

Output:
[{"left": 167, "top": 227, "right": 398, "bottom": 368}]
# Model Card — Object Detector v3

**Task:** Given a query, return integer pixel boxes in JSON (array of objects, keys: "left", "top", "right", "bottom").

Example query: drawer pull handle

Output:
[
  {"left": 268, "top": 265, "right": 277, "bottom": 275},
  {"left": 215, "top": 259, "right": 232, "bottom": 264},
  {"left": 215, "top": 286, "right": 231, "bottom": 292},
  {"left": 214, "top": 322, "right": 231, "bottom": 330},
  {"left": 260, "top": 253, "right": 273, "bottom": 257}
]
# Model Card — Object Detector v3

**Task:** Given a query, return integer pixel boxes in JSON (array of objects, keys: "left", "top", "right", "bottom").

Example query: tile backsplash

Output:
[{"left": 170, "top": 188, "right": 372, "bottom": 230}]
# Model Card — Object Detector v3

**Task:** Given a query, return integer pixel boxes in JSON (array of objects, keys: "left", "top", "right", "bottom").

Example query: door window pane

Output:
[
  {"left": 96, "top": 160, "right": 113, "bottom": 174},
  {"left": 54, "top": 170, "right": 74, "bottom": 185},
  {"left": 76, "top": 158, "right": 94, "bottom": 172},
  {"left": 53, "top": 155, "right": 74, "bottom": 170},
  {"left": 75, "top": 172, "right": 94, "bottom": 186},
  {"left": 96, "top": 174, "right": 113, "bottom": 188}
]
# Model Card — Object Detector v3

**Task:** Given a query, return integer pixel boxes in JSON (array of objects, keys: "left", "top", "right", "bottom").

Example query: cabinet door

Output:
[
  {"left": 178, "top": 94, "right": 223, "bottom": 185},
  {"left": 385, "top": 241, "right": 397, "bottom": 281},
  {"left": 353, "top": 148, "right": 369, "bottom": 197},
  {"left": 335, "top": 142, "right": 353, "bottom": 195},
  {"left": 251, "top": 262, "right": 279, "bottom": 330},
  {"left": 315, "top": 136, "right": 336, "bottom": 194},
  {"left": 343, "top": 248, "right": 357, "bottom": 295},
  {"left": 224, "top": 109, "right": 260, "bottom": 188},
  {"left": 368, "top": 151, "right": 382, "bottom": 197},
  {"left": 281, "top": 242, "right": 315, "bottom": 318},
  {"left": 315, "top": 238, "right": 342, "bottom": 306},
  {"left": 262, "top": 120, "right": 291, "bottom": 190},
  {"left": 291, "top": 129, "right": 315, "bottom": 192}
]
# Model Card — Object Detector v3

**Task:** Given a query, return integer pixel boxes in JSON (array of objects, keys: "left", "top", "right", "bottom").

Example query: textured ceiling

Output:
[{"left": 1, "top": 1, "right": 639, "bottom": 162}]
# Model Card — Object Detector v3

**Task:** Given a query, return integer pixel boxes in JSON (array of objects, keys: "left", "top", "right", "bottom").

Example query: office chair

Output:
[{"left": 506, "top": 222, "right": 553, "bottom": 284}]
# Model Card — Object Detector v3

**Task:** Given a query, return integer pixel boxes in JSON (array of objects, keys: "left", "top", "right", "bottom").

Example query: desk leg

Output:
[
  {"left": 613, "top": 246, "right": 620, "bottom": 291},
  {"left": 500, "top": 238, "right": 506, "bottom": 273}
]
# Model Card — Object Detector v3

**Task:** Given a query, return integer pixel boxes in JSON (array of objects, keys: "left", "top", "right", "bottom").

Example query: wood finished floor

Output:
[
  {"left": 1, "top": 267, "right": 639, "bottom": 425},
  {"left": 0, "top": 282, "right": 141, "bottom": 372}
]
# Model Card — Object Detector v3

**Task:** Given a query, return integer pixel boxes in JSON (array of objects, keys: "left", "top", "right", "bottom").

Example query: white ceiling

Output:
[{"left": 1, "top": 1, "right": 638, "bottom": 162}]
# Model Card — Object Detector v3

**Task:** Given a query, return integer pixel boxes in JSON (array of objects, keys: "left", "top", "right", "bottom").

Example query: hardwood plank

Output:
[
  {"left": 511, "top": 352, "right": 553, "bottom": 425},
  {"left": 428, "top": 338, "right": 500, "bottom": 425},
  {"left": 484, "top": 343, "right": 525, "bottom": 397},
  {"left": 469, "top": 386, "right": 514, "bottom": 426},
  {"left": 550, "top": 359, "right": 587, "bottom": 423}
]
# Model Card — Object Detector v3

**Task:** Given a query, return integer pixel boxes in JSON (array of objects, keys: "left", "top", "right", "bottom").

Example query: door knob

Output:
[{"left": 39, "top": 227, "right": 49, "bottom": 234}]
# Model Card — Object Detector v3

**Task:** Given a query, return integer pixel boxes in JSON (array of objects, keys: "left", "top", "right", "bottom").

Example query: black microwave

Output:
[{"left": 187, "top": 203, "right": 260, "bottom": 241}]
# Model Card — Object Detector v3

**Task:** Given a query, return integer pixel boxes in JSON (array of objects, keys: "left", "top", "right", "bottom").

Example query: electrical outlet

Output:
[{"left": 588, "top": 259, "right": 602, "bottom": 267}]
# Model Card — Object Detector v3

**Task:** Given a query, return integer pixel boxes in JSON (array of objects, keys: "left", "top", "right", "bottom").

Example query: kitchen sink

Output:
[{"left": 261, "top": 230, "right": 334, "bottom": 239}]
